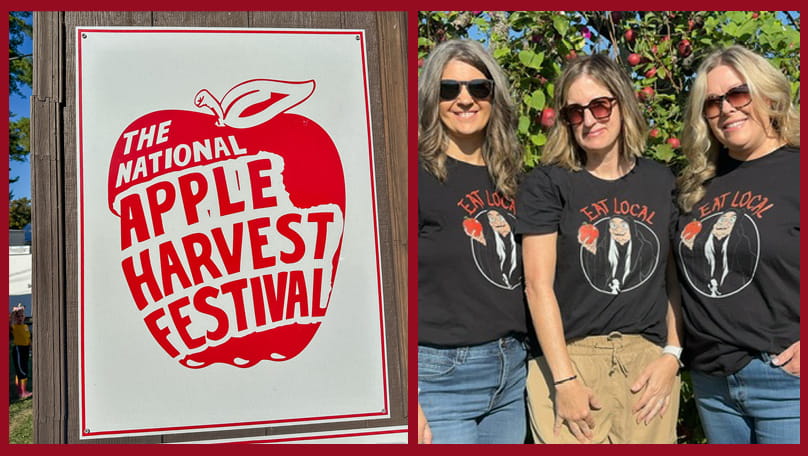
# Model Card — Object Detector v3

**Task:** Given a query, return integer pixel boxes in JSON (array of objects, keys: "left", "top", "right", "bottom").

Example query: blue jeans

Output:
[
  {"left": 418, "top": 337, "right": 527, "bottom": 443},
  {"left": 691, "top": 354, "right": 800, "bottom": 444}
]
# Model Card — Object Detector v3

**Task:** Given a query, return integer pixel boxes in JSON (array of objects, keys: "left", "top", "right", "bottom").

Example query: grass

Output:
[
  {"left": 9, "top": 396, "right": 33, "bottom": 444},
  {"left": 9, "top": 344, "right": 33, "bottom": 444}
]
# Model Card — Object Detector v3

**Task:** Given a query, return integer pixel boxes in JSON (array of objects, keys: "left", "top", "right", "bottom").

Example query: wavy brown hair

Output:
[
  {"left": 418, "top": 39, "right": 523, "bottom": 197},
  {"left": 542, "top": 54, "right": 648, "bottom": 170},
  {"left": 678, "top": 45, "right": 800, "bottom": 213}
]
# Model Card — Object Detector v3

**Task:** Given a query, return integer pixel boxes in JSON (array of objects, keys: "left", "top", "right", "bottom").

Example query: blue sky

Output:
[{"left": 9, "top": 21, "right": 32, "bottom": 201}]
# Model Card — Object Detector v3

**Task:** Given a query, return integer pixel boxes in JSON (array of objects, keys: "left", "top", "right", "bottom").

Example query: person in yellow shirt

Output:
[{"left": 10, "top": 304, "right": 32, "bottom": 400}]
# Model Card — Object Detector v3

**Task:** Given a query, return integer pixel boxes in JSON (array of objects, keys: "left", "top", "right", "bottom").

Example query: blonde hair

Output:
[
  {"left": 542, "top": 54, "right": 647, "bottom": 170},
  {"left": 678, "top": 45, "right": 800, "bottom": 212},
  {"left": 418, "top": 39, "right": 523, "bottom": 197}
]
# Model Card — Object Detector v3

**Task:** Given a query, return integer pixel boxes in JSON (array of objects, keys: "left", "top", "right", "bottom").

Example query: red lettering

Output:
[
  {"left": 264, "top": 271, "right": 288, "bottom": 323},
  {"left": 177, "top": 172, "right": 208, "bottom": 225},
  {"left": 119, "top": 193, "right": 151, "bottom": 249},
  {"left": 250, "top": 276, "right": 267, "bottom": 327},
  {"left": 145, "top": 180, "right": 176, "bottom": 237},
  {"left": 308, "top": 212, "right": 334, "bottom": 260},
  {"left": 193, "top": 286, "right": 228, "bottom": 341},
  {"left": 213, "top": 166, "right": 245, "bottom": 216},
  {"left": 278, "top": 213, "right": 305, "bottom": 263},
  {"left": 286, "top": 270, "right": 309, "bottom": 319},
  {"left": 247, "top": 159, "right": 277, "bottom": 209},
  {"left": 181, "top": 232, "right": 223, "bottom": 284},
  {"left": 247, "top": 217, "right": 276, "bottom": 269},
  {"left": 158, "top": 240, "right": 192, "bottom": 295},
  {"left": 144, "top": 307, "right": 179, "bottom": 357},
  {"left": 311, "top": 268, "right": 326, "bottom": 317},
  {"left": 221, "top": 278, "right": 249, "bottom": 332},
  {"left": 211, "top": 223, "right": 243, "bottom": 274},
  {"left": 122, "top": 250, "right": 162, "bottom": 310},
  {"left": 168, "top": 296, "right": 204, "bottom": 350}
]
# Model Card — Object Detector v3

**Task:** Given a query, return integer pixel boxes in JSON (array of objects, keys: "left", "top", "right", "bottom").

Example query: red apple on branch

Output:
[
  {"left": 540, "top": 108, "right": 556, "bottom": 129},
  {"left": 678, "top": 39, "right": 692, "bottom": 57},
  {"left": 627, "top": 53, "right": 642, "bottom": 66}
]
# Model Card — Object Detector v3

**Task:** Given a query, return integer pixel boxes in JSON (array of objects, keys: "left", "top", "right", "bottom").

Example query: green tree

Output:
[
  {"left": 9, "top": 197, "right": 31, "bottom": 229},
  {"left": 9, "top": 11, "right": 33, "bottom": 195},
  {"left": 418, "top": 11, "right": 800, "bottom": 171}
]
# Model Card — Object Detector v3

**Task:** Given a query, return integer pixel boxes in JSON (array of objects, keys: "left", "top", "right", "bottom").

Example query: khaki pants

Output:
[{"left": 526, "top": 333, "right": 680, "bottom": 444}]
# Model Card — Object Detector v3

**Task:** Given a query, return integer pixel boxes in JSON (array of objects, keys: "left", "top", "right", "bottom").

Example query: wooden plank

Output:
[
  {"left": 375, "top": 11, "right": 409, "bottom": 422},
  {"left": 31, "top": 11, "right": 66, "bottom": 444}
]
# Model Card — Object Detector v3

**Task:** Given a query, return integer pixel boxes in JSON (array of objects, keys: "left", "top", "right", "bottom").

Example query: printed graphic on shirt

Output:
[
  {"left": 679, "top": 206, "right": 761, "bottom": 298},
  {"left": 577, "top": 198, "right": 660, "bottom": 295},
  {"left": 457, "top": 190, "right": 521, "bottom": 290}
]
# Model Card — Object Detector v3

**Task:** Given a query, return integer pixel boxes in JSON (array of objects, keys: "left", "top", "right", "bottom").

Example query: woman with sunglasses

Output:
[
  {"left": 516, "top": 54, "right": 682, "bottom": 443},
  {"left": 417, "top": 39, "right": 527, "bottom": 444},
  {"left": 676, "top": 45, "right": 799, "bottom": 444}
]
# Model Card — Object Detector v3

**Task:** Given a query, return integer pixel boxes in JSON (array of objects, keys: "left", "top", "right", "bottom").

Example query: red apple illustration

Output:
[
  {"left": 578, "top": 222, "right": 599, "bottom": 254},
  {"left": 681, "top": 219, "right": 702, "bottom": 250},
  {"left": 463, "top": 217, "right": 485, "bottom": 245},
  {"left": 627, "top": 53, "right": 642, "bottom": 67},
  {"left": 107, "top": 79, "right": 346, "bottom": 368},
  {"left": 667, "top": 137, "right": 681, "bottom": 148},
  {"left": 645, "top": 67, "right": 657, "bottom": 79},
  {"left": 649, "top": 128, "right": 660, "bottom": 138}
]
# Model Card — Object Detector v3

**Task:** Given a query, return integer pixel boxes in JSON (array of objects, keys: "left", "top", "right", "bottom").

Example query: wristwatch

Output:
[{"left": 662, "top": 345, "right": 684, "bottom": 368}]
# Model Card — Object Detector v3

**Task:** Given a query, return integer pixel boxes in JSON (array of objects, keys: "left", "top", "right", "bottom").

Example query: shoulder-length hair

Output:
[
  {"left": 542, "top": 53, "right": 648, "bottom": 170},
  {"left": 678, "top": 45, "right": 800, "bottom": 213},
  {"left": 418, "top": 39, "right": 523, "bottom": 197}
]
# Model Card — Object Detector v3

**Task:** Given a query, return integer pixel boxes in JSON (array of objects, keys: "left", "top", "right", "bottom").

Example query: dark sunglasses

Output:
[
  {"left": 703, "top": 84, "right": 752, "bottom": 119},
  {"left": 439, "top": 79, "right": 495, "bottom": 101},
  {"left": 560, "top": 97, "right": 617, "bottom": 126}
]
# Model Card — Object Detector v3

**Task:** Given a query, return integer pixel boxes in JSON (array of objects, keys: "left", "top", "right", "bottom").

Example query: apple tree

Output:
[{"left": 417, "top": 11, "right": 800, "bottom": 171}]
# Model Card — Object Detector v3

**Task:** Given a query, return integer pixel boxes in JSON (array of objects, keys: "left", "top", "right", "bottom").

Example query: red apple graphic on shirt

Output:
[
  {"left": 681, "top": 219, "right": 702, "bottom": 250},
  {"left": 107, "top": 79, "right": 346, "bottom": 368},
  {"left": 463, "top": 217, "right": 486, "bottom": 245},
  {"left": 578, "top": 222, "right": 599, "bottom": 254}
]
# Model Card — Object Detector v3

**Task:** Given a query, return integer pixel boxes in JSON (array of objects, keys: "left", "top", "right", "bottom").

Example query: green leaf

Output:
[
  {"left": 653, "top": 143, "right": 675, "bottom": 162},
  {"left": 530, "top": 132, "right": 547, "bottom": 146},
  {"left": 526, "top": 90, "right": 546, "bottom": 110},
  {"left": 518, "top": 115, "right": 531, "bottom": 134},
  {"left": 494, "top": 47, "right": 511, "bottom": 59},
  {"left": 518, "top": 50, "right": 545, "bottom": 69},
  {"left": 552, "top": 15, "right": 569, "bottom": 36}
]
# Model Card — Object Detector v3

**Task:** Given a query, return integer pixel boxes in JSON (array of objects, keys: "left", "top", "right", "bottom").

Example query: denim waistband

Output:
[{"left": 419, "top": 335, "right": 526, "bottom": 358}]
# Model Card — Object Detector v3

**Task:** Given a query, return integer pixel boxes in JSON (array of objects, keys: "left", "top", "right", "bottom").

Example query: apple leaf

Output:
[
  {"left": 518, "top": 50, "right": 544, "bottom": 69},
  {"left": 526, "top": 90, "right": 546, "bottom": 110},
  {"left": 552, "top": 15, "right": 569, "bottom": 36},
  {"left": 530, "top": 132, "right": 547, "bottom": 146},
  {"left": 653, "top": 143, "right": 675, "bottom": 162},
  {"left": 518, "top": 115, "right": 530, "bottom": 134}
]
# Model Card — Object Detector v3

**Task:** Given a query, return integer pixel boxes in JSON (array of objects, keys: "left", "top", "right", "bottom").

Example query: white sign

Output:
[{"left": 76, "top": 27, "right": 388, "bottom": 439}]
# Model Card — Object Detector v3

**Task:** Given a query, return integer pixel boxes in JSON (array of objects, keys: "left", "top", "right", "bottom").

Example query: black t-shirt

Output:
[
  {"left": 675, "top": 146, "right": 800, "bottom": 375},
  {"left": 516, "top": 158, "right": 677, "bottom": 350},
  {"left": 418, "top": 157, "right": 527, "bottom": 347}
]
